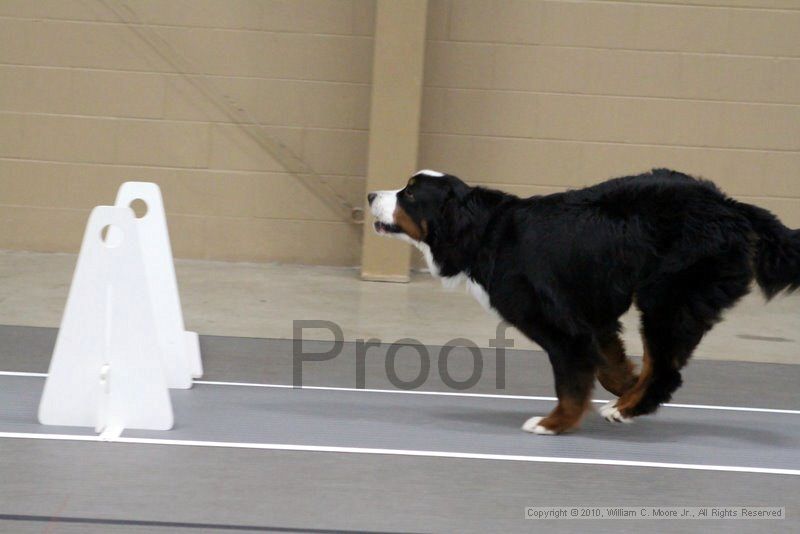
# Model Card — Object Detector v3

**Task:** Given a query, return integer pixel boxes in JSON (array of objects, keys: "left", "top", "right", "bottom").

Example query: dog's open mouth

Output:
[{"left": 374, "top": 221, "right": 401, "bottom": 234}]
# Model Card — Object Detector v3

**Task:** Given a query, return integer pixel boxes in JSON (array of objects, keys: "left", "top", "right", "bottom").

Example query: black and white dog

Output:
[{"left": 368, "top": 169, "right": 800, "bottom": 434}]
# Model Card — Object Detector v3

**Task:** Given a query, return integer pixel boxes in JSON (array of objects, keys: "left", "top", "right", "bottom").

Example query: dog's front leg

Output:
[{"left": 522, "top": 334, "right": 597, "bottom": 435}]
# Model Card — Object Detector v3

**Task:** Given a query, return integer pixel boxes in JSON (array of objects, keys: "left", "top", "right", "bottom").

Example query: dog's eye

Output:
[{"left": 404, "top": 189, "right": 415, "bottom": 200}]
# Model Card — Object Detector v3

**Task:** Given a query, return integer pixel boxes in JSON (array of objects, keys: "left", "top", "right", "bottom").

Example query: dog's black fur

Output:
[{"left": 369, "top": 168, "right": 800, "bottom": 434}]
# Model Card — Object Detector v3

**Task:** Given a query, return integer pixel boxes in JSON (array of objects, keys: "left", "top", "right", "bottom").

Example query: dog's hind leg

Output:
[
  {"left": 603, "top": 253, "right": 752, "bottom": 422},
  {"left": 605, "top": 316, "right": 704, "bottom": 421},
  {"left": 595, "top": 326, "right": 638, "bottom": 397},
  {"left": 522, "top": 333, "right": 598, "bottom": 435}
]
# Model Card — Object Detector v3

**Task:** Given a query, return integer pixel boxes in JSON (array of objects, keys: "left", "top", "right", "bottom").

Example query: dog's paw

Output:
[
  {"left": 521, "top": 416, "right": 556, "bottom": 435},
  {"left": 599, "top": 401, "right": 633, "bottom": 424}
]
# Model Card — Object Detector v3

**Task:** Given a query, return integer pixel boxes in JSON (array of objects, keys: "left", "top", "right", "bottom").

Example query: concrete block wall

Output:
[
  {"left": 420, "top": 0, "right": 800, "bottom": 231},
  {"left": 1, "top": 0, "right": 799, "bottom": 266},
  {"left": 0, "top": 0, "right": 374, "bottom": 264}
]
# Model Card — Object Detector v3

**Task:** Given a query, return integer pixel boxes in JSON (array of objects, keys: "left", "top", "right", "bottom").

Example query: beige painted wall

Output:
[
  {"left": 1, "top": 0, "right": 799, "bottom": 267},
  {"left": 0, "top": 0, "right": 373, "bottom": 264},
  {"left": 361, "top": 0, "right": 428, "bottom": 282},
  {"left": 419, "top": 0, "right": 800, "bottom": 231}
]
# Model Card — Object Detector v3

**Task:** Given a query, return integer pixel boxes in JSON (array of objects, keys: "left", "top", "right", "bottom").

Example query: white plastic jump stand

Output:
[
  {"left": 114, "top": 182, "right": 203, "bottom": 387},
  {"left": 38, "top": 206, "right": 174, "bottom": 433}
]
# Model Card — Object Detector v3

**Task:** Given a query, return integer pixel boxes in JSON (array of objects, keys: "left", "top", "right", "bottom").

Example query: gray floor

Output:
[
  {"left": 3, "top": 325, "right": 800, "bottom": 409},
  {"left": 4, "top": 250, "right": 798, "bottom": 365},
  {"left": 3, "top": 375, "right": 800, "bottom": 473},
  {"left": 1, "top": 325, "right": 799, "bottom": 533}
]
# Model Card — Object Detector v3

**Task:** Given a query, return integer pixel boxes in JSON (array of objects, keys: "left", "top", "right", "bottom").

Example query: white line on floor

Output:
[
  {"left": 196, "top": 380, "right": 800, "bottom": 415},
  {"left": 2, "top": 370, "right": 798, "bottom": 415},
  {"left": 0, "top": 430, "right": 797, "bottom": 477},
  {"left": 0, "top": 371, "right": 45, "bottom": 378}
]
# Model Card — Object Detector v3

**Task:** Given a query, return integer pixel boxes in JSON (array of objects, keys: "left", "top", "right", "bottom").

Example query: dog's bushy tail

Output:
[{"left": 736, "top": 201, "right": 800, "bottom": 298}]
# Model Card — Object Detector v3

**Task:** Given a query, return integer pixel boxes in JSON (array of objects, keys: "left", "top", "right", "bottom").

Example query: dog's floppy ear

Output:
[
  {"left": 445, "top": 176, "right": 471, "bottom": 201},
  {"left": 436, "top": 182, "right": 476, "bottom": 245}
]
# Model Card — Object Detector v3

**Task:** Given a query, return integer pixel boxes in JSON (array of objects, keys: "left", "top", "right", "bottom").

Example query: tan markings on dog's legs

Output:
[
  {"left": 596, "top": 333, "right": 638, "bottom": 397},
  {"left": 537, "top": 396, "right": 591, "bottom": 434},
  {"left": 526, "top": 368, "right": 595, "bottom": 435},
  {"left": 614, "top": 336, "right": 654, "bottom": 415}
]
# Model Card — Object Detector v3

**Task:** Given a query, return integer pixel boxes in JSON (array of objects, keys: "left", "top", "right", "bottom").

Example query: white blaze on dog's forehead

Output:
[{"left": 414, "top": 169, "right": 444, "bottom": 178}]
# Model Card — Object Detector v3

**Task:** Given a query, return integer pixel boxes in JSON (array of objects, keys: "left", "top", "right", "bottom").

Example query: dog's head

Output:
[{"left": 367, "top": 170, "right": 471, "bottom": 247}]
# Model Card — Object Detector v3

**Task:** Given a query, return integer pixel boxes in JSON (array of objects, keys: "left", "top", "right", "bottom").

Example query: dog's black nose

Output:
[{"left": 367, "top": 193, "right": 376, "bottom": 206}]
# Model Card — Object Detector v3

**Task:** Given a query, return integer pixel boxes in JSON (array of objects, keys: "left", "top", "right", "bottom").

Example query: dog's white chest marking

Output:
[
  {"left": 418, "top": 243, "right": 440, "bottom": 277},
  {"left": 466, "top": 277, "right": 493, "bottom": 312},
  {"left": 417, "top": 242, "right": 496, "bottom": 314}
]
